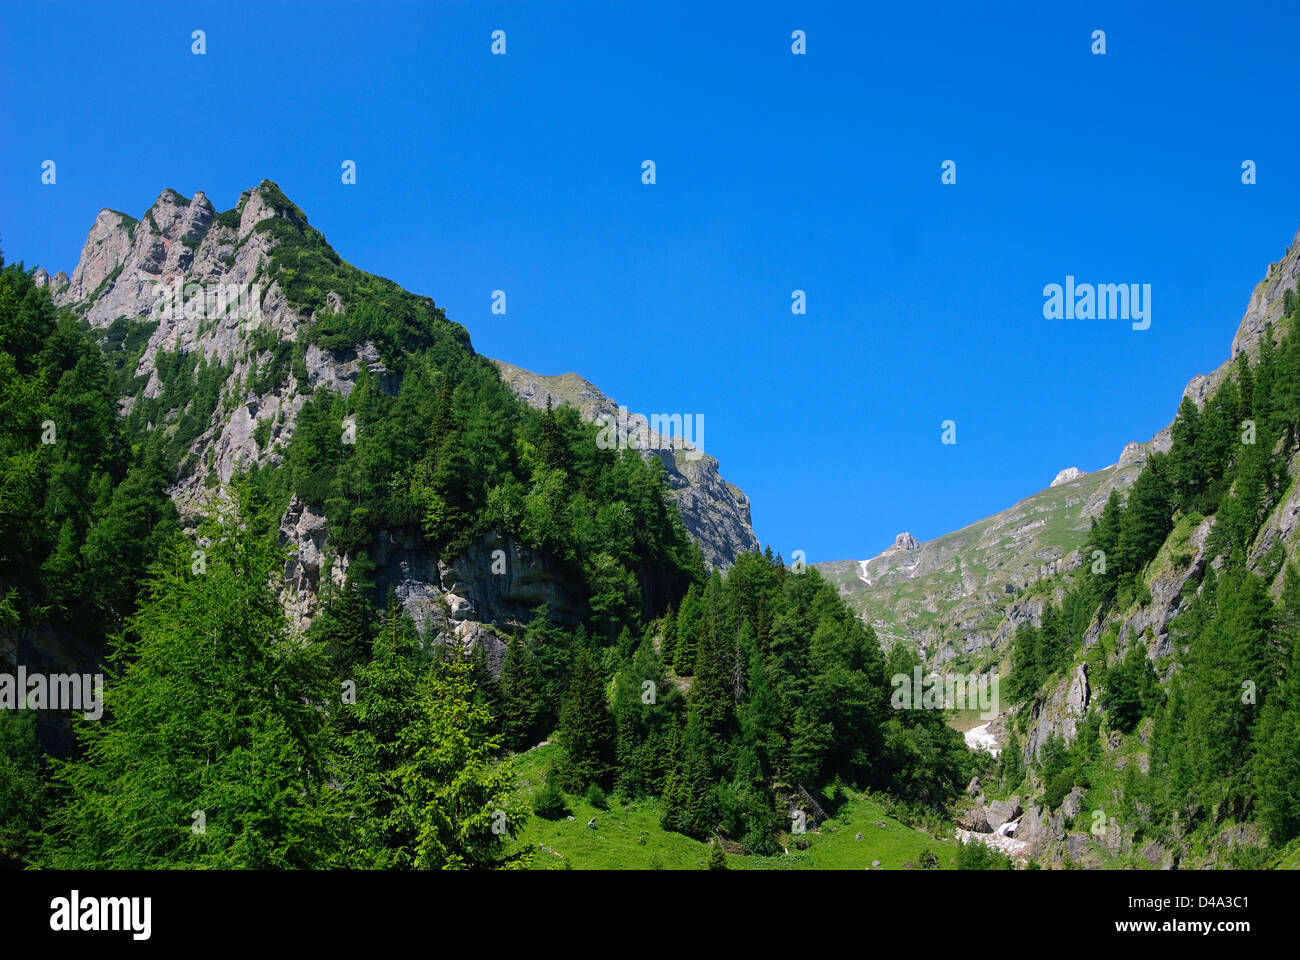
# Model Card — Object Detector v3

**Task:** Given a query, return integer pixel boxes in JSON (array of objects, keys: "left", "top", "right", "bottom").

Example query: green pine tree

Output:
[
  {"left": 556, "top": 648, "right": 616, "bottom": 790},
  {"left": 499, "top": 635, "right": 542, "bottom": 751},
  {"left": 42, "top": 503, "right": 339, "bottom": 868}
]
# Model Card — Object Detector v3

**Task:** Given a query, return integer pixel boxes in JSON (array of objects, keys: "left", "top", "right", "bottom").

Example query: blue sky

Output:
[{"left": 4, "top": 1, "right": 1300, "bottom": 563}]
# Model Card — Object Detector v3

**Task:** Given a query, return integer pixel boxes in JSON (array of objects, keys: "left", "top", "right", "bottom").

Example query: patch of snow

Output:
[
  {"left": 964, "top": 722, "right": 1001, "bottom": 757},
  {"left": 955, "top": 827, "right": 1029, "bottom": 862}
]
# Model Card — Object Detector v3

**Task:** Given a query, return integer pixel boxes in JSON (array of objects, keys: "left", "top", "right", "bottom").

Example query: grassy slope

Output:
[
  {"left": 814, "top": 466, "right": 1136, "bottom": 678},
  {"left": 502, "top": 744, "right": 959, "bottom": 870}
]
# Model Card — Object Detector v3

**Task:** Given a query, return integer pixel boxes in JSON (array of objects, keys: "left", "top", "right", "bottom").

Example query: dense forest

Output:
[{"left": 0, "top": 248, "right": 973, "bottom": 869}]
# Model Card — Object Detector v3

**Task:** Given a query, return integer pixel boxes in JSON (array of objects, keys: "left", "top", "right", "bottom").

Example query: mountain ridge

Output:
[
  {"left": 816, "top": 222, "right": 1300, "bottom": 666},
  {"left": 31, "top": 181, "right": 756, "bottom": 662},
  {"left": 490, "top": 358, "right": 759, "bottom": 569}
]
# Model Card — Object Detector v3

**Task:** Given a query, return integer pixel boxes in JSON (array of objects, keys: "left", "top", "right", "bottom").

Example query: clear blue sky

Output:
[{"left": 4, "top": 1, "right": 1299, "bottom": 563}]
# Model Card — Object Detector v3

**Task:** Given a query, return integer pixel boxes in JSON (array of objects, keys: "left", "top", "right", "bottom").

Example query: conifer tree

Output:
[
  {"left": 43, "top": 505, "right": 338, "bottom": 869},
  {"left": 556, "top": 648, "right": 616, "bottom": 790},
  {"left": 661, "top": 712, "right": 714, "bottom": 838},
  {"left": 673, "top": 583, "right": 702, "bottom": 674},
  {"left": 707, "top": 841, "right": 727, "bottom": 870},
  {"left": 312, "top": 575, "right": 378, "bottom": 675},
  {"left": 499, "top": 635, "right": 542, "bottom": 751},
  {"left": 537, "top": 395, "right": 568, "bottom": 473},
  {"left": 1000, "top": 730, "right": 1024, "bottom": 790},
  {"left": 404, "top": 657, "right": 525, "bottom": 869},
  {"left": 659, "top": 603, "right": 678, "bottom": 667},
  {"left": 1115, "top": 459, "right": 1173, "bottom": 580},
  {"left": 331, "top": 595, "right": 427, "bottom": 867},
  {"left": 1255, "top": 606, "right": 1300, "bottom": 843},
  {"left": 431, "top": 377, "right": 457, "bottom": 444},
  {"left": 691, "top": 618, "right": 733, "bottom": 741}
]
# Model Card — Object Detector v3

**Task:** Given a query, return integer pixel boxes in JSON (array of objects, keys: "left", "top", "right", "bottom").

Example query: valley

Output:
[{"left": 3, "top": 181, "right": 1300, "bottom": 872}]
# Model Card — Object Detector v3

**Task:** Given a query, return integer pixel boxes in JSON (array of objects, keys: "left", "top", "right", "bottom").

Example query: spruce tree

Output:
[
  {"left": 659, "top": 603, "right": 678, "bottom": 667},
  {"left": 404, "top": 657, "right": 525, "bottom": 869},
  {"left": 312, "top": 575, "right": 377, "bottom": 675},
  {"left": 1115, "top": 459, "right": 1173, "bottom": 580},
  {"left": 673, "top": 583, "right": 702, "bottom": 674},
  {"left": 661, "top": 712, "right": 714, "bottom": 838},
  {"left": 556, "top": 648, "right": 616, "bottom": 790},
  {"left": 691, "top": 618, "right": 733, "bottom": 741},
  {"left": 707, "top": 841, "right": 727, "bottom": 870},
  {"left": 331, "top": 596, "right": 427, "bottom": 867},
  {"left": 537, "top": 395, "right": 568, "bottom": 473},
  {"left": 1255, "top": 622, "right": 1300, "bottom": 844},
  {"left": 499, "top": 635, "right": 542, "bottom": 751},
  {"left": 1000, "top": 730, "right": 1024, "bottom": 790}
]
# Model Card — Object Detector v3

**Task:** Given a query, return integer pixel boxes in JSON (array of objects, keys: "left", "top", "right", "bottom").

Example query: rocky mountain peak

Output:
[
  {"left": 1105, "top": 227, "right": 1300, "bottom": 476},
  {"left": 41, "top": 182, "right": 763, "bottom": 651},
  {"left": 43, "top": 181, "right": 368, "bottom": 527},
  {"left": 1232, "top": 222, "right": 1300, "bottom": 360},
  {"left": 1049, "top": 467, "right": 1085, "bottom": 487},
  {"left": 52, "top": 181, "right": 301, "bottom": 327},
  {"left": 891, "top": 532, "right": 920, "bottom": 552}
]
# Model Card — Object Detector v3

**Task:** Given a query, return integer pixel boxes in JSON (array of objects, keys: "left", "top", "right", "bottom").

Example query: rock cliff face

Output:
[
  {"left": 277, "top": 498, "right": 582, "bottom": 673},
  {"left": 491, "top": 360, "right": 759, "bottom": 570},
  {"left": 1022, "top": 663, "right": 1090, "bottom": 761},
  {"left": 50, "top": 185, "right": 321, "bottom": 516},
  {"left": 46, "top": 182, "right": 759, "bottom": 666}
]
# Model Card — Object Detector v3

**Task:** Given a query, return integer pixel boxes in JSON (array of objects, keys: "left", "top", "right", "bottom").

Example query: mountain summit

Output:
[
  {"left": 38, "top": 182, "right": 757, "bottom": 660},
  {"left": 1050, "top": 467, "right": 1085, "bottom": 487}
]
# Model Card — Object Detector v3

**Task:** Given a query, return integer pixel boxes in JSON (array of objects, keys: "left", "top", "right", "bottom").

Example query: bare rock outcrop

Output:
[{"left": 1023, "top": 663, "right": 1089, "bottom": 762}]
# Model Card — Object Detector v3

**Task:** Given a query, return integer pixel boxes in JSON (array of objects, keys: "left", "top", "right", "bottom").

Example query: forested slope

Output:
[{"left": 0, "top": 186, "right": 971, "bottom": 869}]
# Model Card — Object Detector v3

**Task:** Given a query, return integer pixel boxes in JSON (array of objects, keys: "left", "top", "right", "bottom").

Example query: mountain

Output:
[
  {"left": 816, "top": 223, "right": 1300, "bottom": 674},
  {"left": 30, "top": 182, "right": 756, "bottom": 662},
  {"left": 490, "top": 360, "right": 759, "bottom": 569},
  {"left": 2, "top": 184, "right": 974, "bottom": 869},
  {"left": 866, "top": 222, "right": 1300, "bottom": 869},
  {"left": 816, "top": 463, "right": 1144, "bottom": 666}
]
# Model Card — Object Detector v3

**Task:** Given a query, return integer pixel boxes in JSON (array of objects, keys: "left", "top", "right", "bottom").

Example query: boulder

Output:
[
  {"left": 1011, "top": 804, "right": 1047, "bottom": 848},
  {"left": 1065, "top": 832, "right": 1101, "bottom": 868},
  {"left": 958, "top": 807, "right": 991, "bottom": 833},
  {"left": 985, "top": 800, "right": 1022, "bottom": 832}
]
